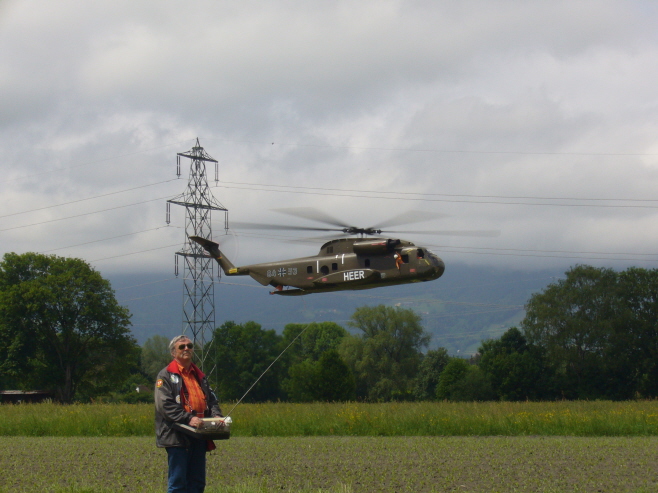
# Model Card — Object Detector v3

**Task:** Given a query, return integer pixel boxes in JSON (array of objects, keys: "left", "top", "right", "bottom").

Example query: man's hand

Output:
[{"left": 189, "top": 416, "right": 203, "bottom": 428}]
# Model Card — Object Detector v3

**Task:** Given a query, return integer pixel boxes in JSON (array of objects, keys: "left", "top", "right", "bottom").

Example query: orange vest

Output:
[{"left": 177, "top": 362, "right": 207, "bottom": 418}]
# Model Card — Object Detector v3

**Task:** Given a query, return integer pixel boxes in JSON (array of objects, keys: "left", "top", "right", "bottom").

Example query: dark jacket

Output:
[{"left": 154, "top": 360, "right": 222, "bottom": 448}]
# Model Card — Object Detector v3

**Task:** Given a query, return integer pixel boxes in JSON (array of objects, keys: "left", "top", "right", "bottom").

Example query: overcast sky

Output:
[{"left": 2, "top": 0, "right": 658, "bottom": 280}]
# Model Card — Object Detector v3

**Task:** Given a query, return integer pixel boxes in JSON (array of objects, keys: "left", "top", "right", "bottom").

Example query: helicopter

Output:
[{"left": 190, "top": 208, "right": 497, "bottom": 296}]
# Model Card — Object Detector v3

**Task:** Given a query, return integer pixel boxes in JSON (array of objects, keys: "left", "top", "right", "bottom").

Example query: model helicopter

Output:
[{"left": 190, "top": 208, "right": 497, "bottom": 296}]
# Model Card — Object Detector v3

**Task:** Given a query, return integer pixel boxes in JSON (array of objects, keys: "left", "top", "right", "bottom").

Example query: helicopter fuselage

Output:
[{"left": 192, "top": 236, "right": 445, "bottom": 296}]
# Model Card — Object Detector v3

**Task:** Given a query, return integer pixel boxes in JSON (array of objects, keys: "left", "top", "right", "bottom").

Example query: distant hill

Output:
[{"left": 109, "top": 263, "right": 564, "bottom": 356}]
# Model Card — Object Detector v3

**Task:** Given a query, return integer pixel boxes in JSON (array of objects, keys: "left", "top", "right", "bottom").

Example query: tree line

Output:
[
  {"left": 143, "top": 264, "right": 658, "bottom": 402},
  {"left": 2, "top": 252, "right": 658, "bottom": 403}
]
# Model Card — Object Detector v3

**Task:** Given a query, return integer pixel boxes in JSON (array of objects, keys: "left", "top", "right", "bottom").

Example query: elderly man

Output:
[{"left": 155, "top": 335, "right": 223, "bottom": 493}]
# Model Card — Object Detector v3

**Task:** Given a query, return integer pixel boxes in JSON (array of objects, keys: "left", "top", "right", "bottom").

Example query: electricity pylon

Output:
[{"left": 166, "top": 138, "right": 228, "bottom": 370}]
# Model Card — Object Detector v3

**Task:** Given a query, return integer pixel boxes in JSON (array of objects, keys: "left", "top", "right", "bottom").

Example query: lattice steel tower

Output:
[{"left": 166, "top": 139, "right": 228, "bottom": 370}]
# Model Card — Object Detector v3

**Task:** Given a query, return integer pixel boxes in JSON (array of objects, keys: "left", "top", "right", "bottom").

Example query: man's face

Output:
[{"left": 173, "top": 338, "right": 194, "bottom": 365}]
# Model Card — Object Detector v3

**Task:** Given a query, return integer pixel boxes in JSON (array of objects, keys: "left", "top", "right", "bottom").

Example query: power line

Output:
[
  {"left": 4, "top": 175, "right": 654, "bottom": 225},
  {"left": 201, "top": 137, "right": 658, "bottom": 157},
  {"left": 40, "top": 226, "right": 179, "bottom": 254},
  {"left": 215, "top": 183, "right": 658, "bottom": 209},
  {"left": 219, "top": 180, "right": 658, "bottom": 205},
  {"left": 91, "top": 243, "right": 180, "bottom": 262},
  {"left": 222, "top": 230, "right": 658, "bottom": 263},
  {"left": 3, "top": 177, "right": 655, "bottom": 237},
  {"left": 113, "top": 277, "right": 179, "bottom": 292},
  {"left": 0, "top": 195, "right": 172, "bottom": 232},
  {"left": 118, "top": 290, "right": 181, "bottom": 303},
  {"left": 0, "top": 179, "right": 178, "bottom": 219},
  {"left": 7, "top": 135, "right": 654, "bottom": 187},
  {"left": 5, "top": 139, "right": 196, "bottom": 183},
  {"left": 424, "top": 243, "right": 658, "bottom": 258},
  {"left": 430, "top": 246, "right": 658, "bottom": 263},
  {"left": 71, "top": 224, "right": 656, "bottom": 265}
]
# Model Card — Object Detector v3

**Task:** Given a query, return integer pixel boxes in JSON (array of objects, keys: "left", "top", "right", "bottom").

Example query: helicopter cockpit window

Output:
[
  {"left": 417, "top": 248, "right": 425, "bottom": 259},
  {"left": 307, "top": 266, "right": 313, "bottom": 274},
  {"left": 320, "top": 265, "right": 329, "bottom": 275},
  {"left": 332, "top": 263, "right": 338, "bottom": 271}
]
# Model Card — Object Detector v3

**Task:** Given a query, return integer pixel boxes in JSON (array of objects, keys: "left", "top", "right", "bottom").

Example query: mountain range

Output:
[{"left": 109, "top": 263, "right": 565, "bottom": 356}]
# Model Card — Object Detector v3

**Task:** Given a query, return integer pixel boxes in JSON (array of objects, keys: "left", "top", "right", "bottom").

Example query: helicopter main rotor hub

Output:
[{"left": 342, "top": 227, "right": 382, "bottom": 236}]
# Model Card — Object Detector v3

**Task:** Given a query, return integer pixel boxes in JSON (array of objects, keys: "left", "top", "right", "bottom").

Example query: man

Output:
[{"left": 155, "top": 335, "right": 223, "bottom": 493}]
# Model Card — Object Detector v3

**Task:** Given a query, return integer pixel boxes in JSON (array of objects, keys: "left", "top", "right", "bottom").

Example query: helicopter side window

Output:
[
  {"left": 327, "top": 246, "right": 334, "bottom": 254},
  {"left": 365, "top": 259, "right": 370, "bottom": 268},
  {"left": 402, "top": 254, "right": 409, "bottom": 263},
  {"left": 332, "top": 263, "right": 338, "bottom": 271},
  {"left": 417, "top": 248, "right": 425, "bottom": 259},
  {"left": 307, "top": 266, "right": 313, "bottom": 274},
  {"left": 320, "top": 265, "right": 329, "bottom": 275}
]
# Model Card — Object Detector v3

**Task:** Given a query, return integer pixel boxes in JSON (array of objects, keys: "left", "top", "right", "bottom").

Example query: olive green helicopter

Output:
[{"left": 191, "top": 208, "right": 498, "bottom": 296}]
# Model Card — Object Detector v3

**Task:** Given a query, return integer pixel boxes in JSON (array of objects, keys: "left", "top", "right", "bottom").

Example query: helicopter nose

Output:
[{"left": 434, "top": 258, "right": 445, "bottom": 278}]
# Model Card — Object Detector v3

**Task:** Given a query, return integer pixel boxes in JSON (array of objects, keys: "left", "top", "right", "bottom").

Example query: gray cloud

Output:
[{"left": 1, "top": 0, "right": 657, "bottom": 275}]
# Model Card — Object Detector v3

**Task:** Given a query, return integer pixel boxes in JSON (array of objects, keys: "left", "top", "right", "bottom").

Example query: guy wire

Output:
[{"left": 224, "top": 296, "right": 311, "bottom": 418}]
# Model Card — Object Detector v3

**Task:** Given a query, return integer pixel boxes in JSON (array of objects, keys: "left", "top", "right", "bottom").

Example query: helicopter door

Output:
[{"left": 399, "top": 253, "right": 411, "bottom": 276}]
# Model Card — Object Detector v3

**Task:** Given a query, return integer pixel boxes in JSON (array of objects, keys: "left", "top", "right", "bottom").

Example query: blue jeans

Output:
[{"left": 166, "top": 439, "right": 207, "bottom": 493}]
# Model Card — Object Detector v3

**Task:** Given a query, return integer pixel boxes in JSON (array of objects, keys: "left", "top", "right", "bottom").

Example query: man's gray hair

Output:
[{"left": 169, "top": 335, "right": 191, "bottom": 354}]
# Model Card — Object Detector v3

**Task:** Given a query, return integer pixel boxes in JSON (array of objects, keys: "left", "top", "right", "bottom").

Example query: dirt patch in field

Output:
[{"left": 2, "top": 436, "right": 657, "bottom": 492}]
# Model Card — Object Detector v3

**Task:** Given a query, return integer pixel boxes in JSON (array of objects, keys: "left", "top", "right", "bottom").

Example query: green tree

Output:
[
  {"left": 339, "top": 305, "right": 429, "bottom": 401},
  {"left": 280, "top": 322, "right": 353, "bottom": 402},
  {"left": 315, "top": 349, "right": 356, "bottom": 401},
  {"left": 521, "top": 265, "right": 658, "bottom": 399},
  {"left": 451, "top": 365, "right": 496, "bottom": 401},
  {"left": 284, "top": 359, "right": 320, "bottom": 402},
  {"left": 141, "top": 334, "right": 173, "bottom": 382},
  {"left": 436, "top": 358, "right": 469, "bottom": 400},
  {"left": 436, "top": 358, "right": 495, "bottom": 401},
  {"left": 413, "top": 348, "right": 450, "bottom": 400},
  {"left": 284, "top": 349, "right": 356, "bottom": 402},
  {"left": 522, "top": 265, "right": 619, "bottom": 398},
  {"left": 210, "top": 321, "right": 282, "bottom": 402},
  {"left": 0, "top": 252, "right": 135, "bottom": 403},
  {"left": 616, "top": 267, "right": 658, "bottom": 397},
  {"left": 281, "top": 322, "right": 348, "bottom": 364},
  {"left": 478, "top": 327, "right": 552, "bottom": 401}
]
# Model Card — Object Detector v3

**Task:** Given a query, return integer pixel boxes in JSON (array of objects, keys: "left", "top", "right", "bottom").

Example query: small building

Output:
[{"left": 0, "top": 390, "right": 52, "bottom": 404}]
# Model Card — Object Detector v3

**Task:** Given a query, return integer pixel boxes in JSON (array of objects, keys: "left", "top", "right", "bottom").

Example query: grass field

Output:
[
  {"left": 2, "top": 401, "right": 658, "bottom": 437},
  {"left": 2, "top": 436, "right": 657, "bottom": 492}
]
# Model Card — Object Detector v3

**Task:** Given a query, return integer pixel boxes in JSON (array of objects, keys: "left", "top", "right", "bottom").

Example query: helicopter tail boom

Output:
[{"left": 189, "top": 236, "right": 241, "bottom": 276}]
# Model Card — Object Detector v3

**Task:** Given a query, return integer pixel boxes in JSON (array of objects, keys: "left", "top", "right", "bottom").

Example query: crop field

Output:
[
  {"left": 3, "top": 402, "right": 658, "bottom": 492},
  {"left": 2, "top": 436, "right": 658, "bottom": 492}
]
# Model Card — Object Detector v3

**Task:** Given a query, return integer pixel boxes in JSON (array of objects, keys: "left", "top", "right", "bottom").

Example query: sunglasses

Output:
[{"left": 177, "top": 343, "right": 194, "bottom": 350}]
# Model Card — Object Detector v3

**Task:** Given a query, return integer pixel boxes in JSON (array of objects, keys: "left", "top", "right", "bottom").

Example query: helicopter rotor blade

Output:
[
  {"left": 230, "top": 221, "right": 341, "bottom": 233},
  {"left": 231, "top": 208, "right": 499, "bottom": 239},
  {"left": 385, "top": 229, "right": 501, "bottom": 237},
  {"left": 371, "top": 210, "right": 448, "bottom": 230},
  {"left": 283, "top": 232, "right": 352, "bottom": 244},
  {"left": 270, "top": 207, "right": 349, "bottom": 229}
]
